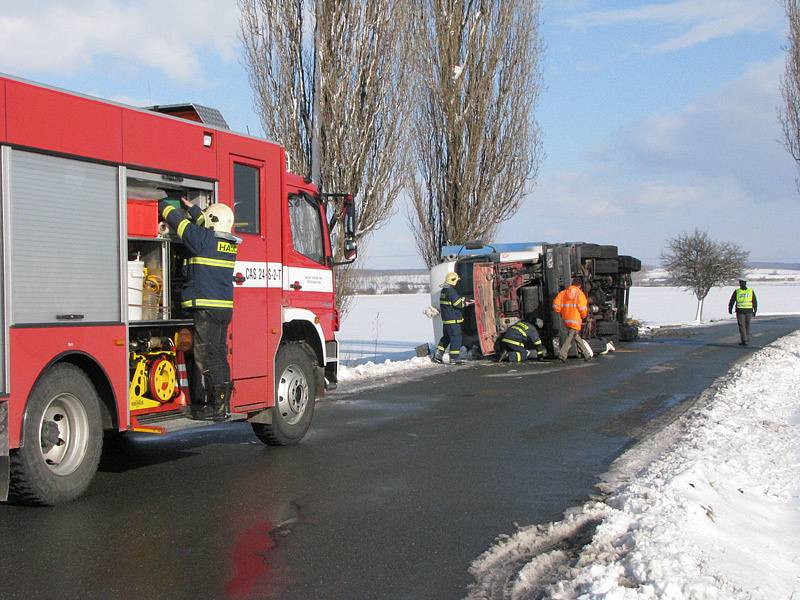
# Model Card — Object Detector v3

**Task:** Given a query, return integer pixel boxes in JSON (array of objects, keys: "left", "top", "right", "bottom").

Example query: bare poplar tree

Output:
[
  {"left": 408, "top": 0, "right": 544, "bottom": 267},
  {"left": 239, "top": 0, "right": 411, "bottom": 313},
  {"left": 661, "top": 229, "right": 749, "bottom": 322},
  {"left": 780, "top": 0, "right": 800, "bottom": 188}
]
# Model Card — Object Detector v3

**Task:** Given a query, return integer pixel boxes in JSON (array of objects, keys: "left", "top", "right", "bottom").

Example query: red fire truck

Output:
[{"left": 0, "top": 74, "right": 356, "bottom": 505}]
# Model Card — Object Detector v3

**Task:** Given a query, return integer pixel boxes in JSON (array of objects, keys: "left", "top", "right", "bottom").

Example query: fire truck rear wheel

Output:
[
  {"left": 252, "top": 342, "right": 316, "bottom": 446},
  {"left": 9, "top": 363, "right": 103, "bottom": 506}
]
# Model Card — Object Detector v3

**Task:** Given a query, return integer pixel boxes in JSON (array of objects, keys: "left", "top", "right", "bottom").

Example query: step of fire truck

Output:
[{"left": 131, "top": 410, "right": 248, "bottom": 434}]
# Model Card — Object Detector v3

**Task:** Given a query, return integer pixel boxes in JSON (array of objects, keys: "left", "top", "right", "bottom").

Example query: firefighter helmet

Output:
[
  {"left": 203, "top": 203, "right": 234, "bottom": 233},
  {"left": 444, "top": 272, "right": 460, "bottom": 286}
]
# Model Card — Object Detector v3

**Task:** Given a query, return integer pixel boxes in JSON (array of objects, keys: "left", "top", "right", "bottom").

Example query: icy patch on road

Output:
[{"left": 467, "top": 330, "right": 800, "bottom": 599}]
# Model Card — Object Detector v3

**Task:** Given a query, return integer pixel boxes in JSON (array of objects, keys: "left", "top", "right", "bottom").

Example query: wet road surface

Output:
[{"left": 1, "top": 316, "right": 798, "bottom": 600}]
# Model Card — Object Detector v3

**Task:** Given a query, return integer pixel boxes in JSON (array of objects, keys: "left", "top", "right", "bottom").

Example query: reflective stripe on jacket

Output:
[
  {"left": 160, "top": 202, "right": 240, "bottom": 310},
  {"left": 552, "top": 285, "right": 589, "bottom": 331},
  {"left": 439, "top": 285, "right": 465, "bottom": 325},
  {"left": 501, "top": 321, "right": 541, "bottom": 347}
]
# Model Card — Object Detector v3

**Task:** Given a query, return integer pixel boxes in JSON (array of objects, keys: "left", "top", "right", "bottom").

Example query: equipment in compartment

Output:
[
  {"left": 127, "top": 199, "right": 159, "bottom": 237},
  {"left": 128, "top": 242, "right": 167, "bottom": 321},
  {"left": 127, "top": 256, "right": 145, "bottom": 320},
  {"left": 128, "top": 334, "right": 184, "bottom": 412}
]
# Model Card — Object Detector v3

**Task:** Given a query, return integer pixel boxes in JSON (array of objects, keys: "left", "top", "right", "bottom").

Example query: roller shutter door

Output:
[{"left": 10, "top": 150, "right": 120, "bottom": 324}]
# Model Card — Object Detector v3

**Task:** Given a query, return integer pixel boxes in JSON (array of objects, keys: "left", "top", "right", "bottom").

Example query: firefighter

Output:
[
  {"left": 552, "top": 278, "right": 590, "bottom": 362},
  {"left": 159, "top": 198, "right": 240, "bottom": 421},
  {"left": 498, "top": 319, "right": 545, "bottom": 362},
  {"left": 728, "top": 279, "right": 758, "bottom": 346},
  {"left": 433, "top": 272, "right": 472, "bottom": 364}
]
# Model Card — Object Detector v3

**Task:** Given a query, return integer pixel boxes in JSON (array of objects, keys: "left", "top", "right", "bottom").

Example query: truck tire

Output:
[
  {"left": 618, "top": 255, "right": 641, "bottom": 272},
  {"left": 252, "top": 342, "right": 316, "bottom": 446},
  {"left": 599, "top": 245, "right": 618, "bottom": 258},
  {"left": 619, "top": 323, "right": 640, "bottom": 341},
  {"left": 578, "top": 244, "right": 602, "bottom": 259},
  {"left": 9, "top": 363, "right": 103, "bottom": 505}
]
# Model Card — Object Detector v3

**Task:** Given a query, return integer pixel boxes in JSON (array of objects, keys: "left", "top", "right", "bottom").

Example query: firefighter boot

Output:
[
  {"left": 191, "top": 401, "right": 214, "bottom": 421},
  {"left": 211, "top": 383, "right": 231, "bottom": 422},
  {"left": 190, "top": 370, "right": 215, "bottom": 421},
  {"left": 432, "top": 348, "right": 444, "bottom": 364},
  {"left": 450, "top": 352, "right": 464, "bottom": 365}
]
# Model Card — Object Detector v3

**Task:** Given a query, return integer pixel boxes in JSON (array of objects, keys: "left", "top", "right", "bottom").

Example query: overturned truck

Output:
[{"left": 431, "top": 242, "right": 641, "bottom": 359}]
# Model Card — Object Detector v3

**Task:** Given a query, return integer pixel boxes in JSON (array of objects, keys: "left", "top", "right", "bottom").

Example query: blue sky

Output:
[{"left": 1, "top": 0, "right": 797, "bottom": 267}]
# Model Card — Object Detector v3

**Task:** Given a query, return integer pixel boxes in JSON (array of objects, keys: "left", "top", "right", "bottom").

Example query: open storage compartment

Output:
[{"left": 124, "top": 169, "right": 216, "bottom": 424}]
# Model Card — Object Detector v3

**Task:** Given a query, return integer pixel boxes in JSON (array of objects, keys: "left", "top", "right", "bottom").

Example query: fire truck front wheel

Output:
[
  {"left": 9, "top": 363, "right": 103, "bottom": 505},
  {"left": 252, "top": 342, "right": 316, "bottom": 446}
]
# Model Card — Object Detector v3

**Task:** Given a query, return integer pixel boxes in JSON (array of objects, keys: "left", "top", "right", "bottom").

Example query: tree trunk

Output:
[{"left": 694, "top": 296, "right": 705, "bottom": 322}]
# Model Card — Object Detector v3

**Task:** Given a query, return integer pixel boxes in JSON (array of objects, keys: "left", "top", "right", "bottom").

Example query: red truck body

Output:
[{"left": 0, "top": 74, "right": 350, "bottom": 504}]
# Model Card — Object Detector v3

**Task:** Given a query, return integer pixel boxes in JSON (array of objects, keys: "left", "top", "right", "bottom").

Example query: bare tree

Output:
[
  {"left": 661, "top": 229, "right": 749, "bottom": 322},
  {"left": 239, "top": 0, "right": 412, "bottom": 313},
  {"left": 407, "top": 0, "right": 544, "bottom": 267},
  {"left": 781, "top": 0, "right": 800, "bottom": 188}
]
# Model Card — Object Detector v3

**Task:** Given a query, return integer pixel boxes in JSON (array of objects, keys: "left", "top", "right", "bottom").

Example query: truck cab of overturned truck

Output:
[{"left": 430, "top": 241, "right": 642, "bottom": 359}]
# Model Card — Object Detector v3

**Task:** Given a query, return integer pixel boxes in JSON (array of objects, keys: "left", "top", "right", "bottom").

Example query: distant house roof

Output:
[{"left": 146, "top": 103, "right": 229, "bottom": 130}]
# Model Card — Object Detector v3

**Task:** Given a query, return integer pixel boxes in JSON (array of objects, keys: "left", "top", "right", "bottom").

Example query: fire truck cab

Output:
[{"left": 0, "top": 74, "right": 356, "bottom": 505}]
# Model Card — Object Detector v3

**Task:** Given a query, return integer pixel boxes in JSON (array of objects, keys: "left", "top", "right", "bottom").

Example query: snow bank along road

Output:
[
  {"left": 0, "top": 317, "right": 798, "bottom": 600},
  {"left": 468, "top": 325, "right": 800, "bottom": 599}
]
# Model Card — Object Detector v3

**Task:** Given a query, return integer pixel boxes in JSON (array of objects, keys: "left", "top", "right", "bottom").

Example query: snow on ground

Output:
[{"left": 466, "top": 329, "right": 800, "bottom": 600}]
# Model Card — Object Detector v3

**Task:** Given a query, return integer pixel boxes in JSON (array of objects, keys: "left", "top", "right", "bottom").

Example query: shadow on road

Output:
[{"left": 98, "top": 423, "right": 254, "bottom": 473}]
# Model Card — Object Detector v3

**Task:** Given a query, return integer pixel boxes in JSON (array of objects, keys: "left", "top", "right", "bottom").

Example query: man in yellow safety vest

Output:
[{"left": 727, "top": 279, "right": 758, "bottom": 346}]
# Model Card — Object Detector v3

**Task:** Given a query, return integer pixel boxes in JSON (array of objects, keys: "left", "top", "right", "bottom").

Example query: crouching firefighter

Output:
[
  {"left": 159, "top": 198, "right": 241, "bottom": 421},
  {"left": 498, "top": 319, "right": 545, "bottom": 362},
  {"left": 433, "top": 272, "right": 472, "bottom": 365}
]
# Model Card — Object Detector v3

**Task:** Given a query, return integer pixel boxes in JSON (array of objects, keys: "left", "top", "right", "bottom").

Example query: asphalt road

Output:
[{"left": 1, "top": 316, "right": 798, "bottom": 600}]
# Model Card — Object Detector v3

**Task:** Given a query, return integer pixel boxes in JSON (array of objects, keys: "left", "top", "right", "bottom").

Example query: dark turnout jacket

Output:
[
  {"left": 159, "top": 201, "right": 240, "bottom": 310},
  {"left": 500, "top": 320, "right": 542, "bottom": 348},
  {"left": 439, "top": 284, "right": 466, "bottom": 325}
]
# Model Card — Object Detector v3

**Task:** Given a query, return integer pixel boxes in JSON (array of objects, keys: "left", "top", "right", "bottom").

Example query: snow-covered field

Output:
[
  {"left": 629, "top": 284, "right": 800, "bottom": 326},
  {"left": 337, "top": 290, "right": 800, "bottom": 598},
  {"left": 640, "top": 267, "right": 800, "bottom": 285}
]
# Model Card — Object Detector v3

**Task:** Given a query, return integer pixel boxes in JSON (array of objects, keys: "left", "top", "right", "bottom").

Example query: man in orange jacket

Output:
[{"left": 553, "top": 278, "right": 590, "bottom": 362}]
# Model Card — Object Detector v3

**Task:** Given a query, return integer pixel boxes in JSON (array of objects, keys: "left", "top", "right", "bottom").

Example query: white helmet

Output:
[{"left": 203, "top": 203, "right": 234, "bottom": 233}]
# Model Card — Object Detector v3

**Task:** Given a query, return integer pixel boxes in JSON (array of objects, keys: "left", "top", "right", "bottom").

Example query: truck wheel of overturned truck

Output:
[
  {"left": 9, "top": 363, "right": 103, "bottom": 506},
  {"left": 252, "top": 342, "right": 316, "bottom": 446}
]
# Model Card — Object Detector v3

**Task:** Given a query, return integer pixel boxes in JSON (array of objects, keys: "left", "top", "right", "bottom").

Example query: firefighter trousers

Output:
[
  {"left": 501, "top": 339, "right": 543, "bottom": 362},
  {"left": 437, "top": 323, "right": 463, "bottom": 359},
  {"left": 192, "top": 308, "right": 232, "bottom": 403}
]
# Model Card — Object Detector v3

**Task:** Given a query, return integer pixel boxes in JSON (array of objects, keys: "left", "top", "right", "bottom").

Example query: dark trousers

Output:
[
  {"left": 737, "top": 312, "right": 752, "bottom": 344},
  {"left": 437, "top": 323, "right": 463, "bottom": 358},
  {"left": 501, "top": 340, "right": 528, "bottom": 362},
  {"left": 192, "top": 308, "right": 232, "bottom": 402}
]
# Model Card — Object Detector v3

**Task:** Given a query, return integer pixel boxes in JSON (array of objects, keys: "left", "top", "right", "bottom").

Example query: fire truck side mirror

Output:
[
  {"left": 326, "top": 193, "right": 358, "bottom": 266},
  {"left": 343, "top": 237, "right": 358, "bottom": 262},
  {"left": 341, "top": 196, "right": 357, "bottom": 262}
]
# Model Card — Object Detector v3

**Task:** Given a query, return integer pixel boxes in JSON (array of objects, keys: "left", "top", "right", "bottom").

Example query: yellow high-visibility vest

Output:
[{"left": 736, "top": 288, "right": 753, "bottom": 309}]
